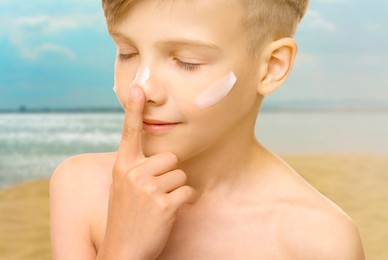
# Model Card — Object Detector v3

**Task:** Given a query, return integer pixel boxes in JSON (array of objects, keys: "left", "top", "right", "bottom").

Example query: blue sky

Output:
[{"left": 0, "top": 0, "right": 387, "bottom": 109}]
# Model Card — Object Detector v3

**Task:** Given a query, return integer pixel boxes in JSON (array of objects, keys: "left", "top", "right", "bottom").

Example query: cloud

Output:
[
  {"left": 21, "top": 43, "right": 76, "bottom": 61},
  {"left": 0, "top": 13, "right": 105, "bottom": 62},
  {"left": 1, "top": 13, "right": 105, "bottom": 36},
  {"left": 20, "top": 14, "right": 103, "bottom": 33},
  {"left": 303, "top": 10, "right": 337, "bottom": 32}
]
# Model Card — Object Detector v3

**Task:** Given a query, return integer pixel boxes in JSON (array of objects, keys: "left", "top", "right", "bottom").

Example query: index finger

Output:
[{"left": 116, "top": 84, "right": 145, "bottom": 165}]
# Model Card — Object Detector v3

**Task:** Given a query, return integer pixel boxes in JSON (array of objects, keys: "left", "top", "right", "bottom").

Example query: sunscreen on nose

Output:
[
  {"left": 113, "top": 67, "right": 151, "bottom": 110},
  {"left": 134, "top": 66, "right": 151, "bottom": 86},
  {"left": 193, "top": 72, "right": 237, "bottom": 108}
]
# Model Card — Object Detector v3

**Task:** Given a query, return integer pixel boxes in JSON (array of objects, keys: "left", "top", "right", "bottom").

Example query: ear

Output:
[{"left": 257, "top": 38, "right": 298, "bottom": 95}]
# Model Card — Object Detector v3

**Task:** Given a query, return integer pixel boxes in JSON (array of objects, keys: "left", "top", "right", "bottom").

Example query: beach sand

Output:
[
  {"left": 0, "top": 179, "right": 51, "bottom": 260},
  {"left": 0, "top": 155, "right": 387, "bottom": 259}
]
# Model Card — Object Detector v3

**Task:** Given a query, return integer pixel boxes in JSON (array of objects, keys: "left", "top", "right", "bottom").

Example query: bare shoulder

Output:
[
  {"left": 270, "top": 165, "right": 365, "bottom": 259},
  {"left": 248, "top": 153, "right": 365, "bottom": 259},
  {"left": 279, "top": 198, "right": 365, "bottom": 259},
  {"left": 50, "top": 152, "right": 115, "bottom": 191},
  {"left": 50, "top": 152, "right": 116, "bottom": 259},
  {"left": 50, "top": 152, "right": 115, "bottom": 222}
]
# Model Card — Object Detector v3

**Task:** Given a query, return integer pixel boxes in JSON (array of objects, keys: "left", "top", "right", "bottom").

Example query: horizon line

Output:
[{"left": 1, "top": 106, "right": 387, "bottom": 114}]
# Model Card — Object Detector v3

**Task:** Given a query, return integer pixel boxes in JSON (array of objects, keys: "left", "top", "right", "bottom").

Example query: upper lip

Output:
[{"left": 143, "top": 119, "right": 180, "bottom": 125}]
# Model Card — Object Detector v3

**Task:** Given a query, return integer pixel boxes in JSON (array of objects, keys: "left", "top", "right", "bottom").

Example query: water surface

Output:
[{"left": 0, "top": 111, "right": 387, "bottom": 188}]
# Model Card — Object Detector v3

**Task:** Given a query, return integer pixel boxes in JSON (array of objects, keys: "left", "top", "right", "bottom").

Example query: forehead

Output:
[
  {"left": 108, "top": 0, "right": 242, "bottom": 27},
  {"left": 111, "top": 0, "right": 246, "bottom": 48}
]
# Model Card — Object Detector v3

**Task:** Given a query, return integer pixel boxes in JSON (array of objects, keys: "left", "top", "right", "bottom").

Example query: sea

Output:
[{"left": 0, "top": 111, "right": 387, "bottom": 188}]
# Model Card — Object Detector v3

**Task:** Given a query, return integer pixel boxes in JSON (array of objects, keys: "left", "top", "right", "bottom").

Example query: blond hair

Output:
[{"left": 102, "top": 0, "right": 309, "bottom": 53}]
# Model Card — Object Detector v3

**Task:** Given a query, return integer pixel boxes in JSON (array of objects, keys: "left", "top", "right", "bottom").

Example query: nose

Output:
[
  {"left": 134, "top": 65, "right": 167, "bottom": 106},
  {"left": 134, "top": 66, "right": 150, "bottom": 86}
]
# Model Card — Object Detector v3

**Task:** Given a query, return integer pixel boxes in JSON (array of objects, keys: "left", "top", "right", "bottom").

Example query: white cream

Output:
[
  {"left": 134, "top": 66, "right": 151, "bottom": 87},
  {"left": 114, "top": 69, "right": 237, "bottom": 110},
  {"left": 113, "top": 67, "right": 151, "bottom": 110},
  {"left": 193, "top": 71, "right": 237, "bottom": 108},
  {"left": 112, "top": 85, "right": 125, "bottom": 110}
]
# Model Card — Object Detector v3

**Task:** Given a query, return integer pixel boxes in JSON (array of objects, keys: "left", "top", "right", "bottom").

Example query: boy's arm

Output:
[{"left": 50, "top": 156, "right": 97, "bottom": 260}]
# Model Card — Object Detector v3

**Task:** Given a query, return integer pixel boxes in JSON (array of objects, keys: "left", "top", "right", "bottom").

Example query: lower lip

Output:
[{"left": 142, "top": 122, "right": 180, "bottom": 134}]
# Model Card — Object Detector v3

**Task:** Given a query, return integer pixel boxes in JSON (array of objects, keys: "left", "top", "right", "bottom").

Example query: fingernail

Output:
[{"left": 130, "top": 87, "right": 141, "bottom": 100}]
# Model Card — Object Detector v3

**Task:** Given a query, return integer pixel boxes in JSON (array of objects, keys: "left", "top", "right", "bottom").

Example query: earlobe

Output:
[{"left": 257, "top": 38, "right": 298, "bottom": 95}]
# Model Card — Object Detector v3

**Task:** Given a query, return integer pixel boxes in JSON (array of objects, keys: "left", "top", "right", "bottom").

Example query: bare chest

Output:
[{"left": 91, "top": 197, "right": 289, "bottom": 259}]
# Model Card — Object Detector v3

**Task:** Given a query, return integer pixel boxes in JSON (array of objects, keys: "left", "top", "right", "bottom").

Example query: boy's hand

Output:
[{"left": 97, "top": 84, "right": 196, "bottom": 260}]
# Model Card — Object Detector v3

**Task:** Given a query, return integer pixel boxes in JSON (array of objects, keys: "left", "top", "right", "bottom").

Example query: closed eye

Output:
[
  {"left": 117, "top": 53, "right": 138, "bottom": 62},
  {"left": 174, "top": 58, "right": 201, "bottom": 72}
]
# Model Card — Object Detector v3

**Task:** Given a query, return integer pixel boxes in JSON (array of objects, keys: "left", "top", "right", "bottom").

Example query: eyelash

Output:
[
  {"left": 117, "top": 53, "right": 201, "bottom": 72},
  {"left": 173, "top": 58, "right": 200, "bottom": 72},
  {"left": 117, "top": 53, "right": 137, "bottom": 62}
]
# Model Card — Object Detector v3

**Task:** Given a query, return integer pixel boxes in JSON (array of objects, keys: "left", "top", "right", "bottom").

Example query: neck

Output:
[{"left": 178, "top": 120, "right": 264, "bottom": 198}]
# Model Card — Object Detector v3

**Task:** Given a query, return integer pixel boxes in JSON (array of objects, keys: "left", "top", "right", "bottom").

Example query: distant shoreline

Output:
[
  {"left": 0, "top": 107, "right": 387, "bottom": 114},
  {"left": 0, "top": 107, "right": 124, "bottom": 113}
]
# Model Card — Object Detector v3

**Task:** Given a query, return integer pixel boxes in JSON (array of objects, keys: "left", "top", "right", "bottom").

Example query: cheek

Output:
[
  {"left": 114, "top": 63, "right": 240, "bottom": 112},
  {"left": 195, "top": 71, "right": 259, "bottom": 125},
  {"left": 113, "top": 62, "right": 138, "bottom": 109},
  {"left": 167, "top": 70, "right": 237, "bottom": 111},
  {"left": 193, "top": 71, "right": 237, "bottom": 108},
  {"left": 114, "top": 62, "right": 136, "bottom": 88}
]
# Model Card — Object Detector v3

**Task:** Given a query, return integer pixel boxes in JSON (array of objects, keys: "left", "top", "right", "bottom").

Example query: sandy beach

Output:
[
  {"left": 0, "top": 178, "right": 51, "bottom": 260},
  {"left": 0, "top": 155, "right": 387, "bottom": 259}
]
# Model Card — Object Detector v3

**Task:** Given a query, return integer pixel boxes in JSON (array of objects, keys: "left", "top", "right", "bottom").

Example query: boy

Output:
[{"left": 50, "top": 0, "right": 365, "bottom": 259}]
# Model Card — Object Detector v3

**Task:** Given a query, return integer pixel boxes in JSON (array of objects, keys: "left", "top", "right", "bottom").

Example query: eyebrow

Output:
[{"left": 109, "top": 31, "right": 221, "bottom": 51}]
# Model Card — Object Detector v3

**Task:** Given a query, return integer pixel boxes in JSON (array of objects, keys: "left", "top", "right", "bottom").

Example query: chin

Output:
[
  {"left": 141, "top": 139, "right": 192, "bottom": 162},
  {"left": 141, "top": 131, "right": 213, "bottom": 163},
  {"left": 142, "top": 137, "right": 177, "bottom": 156}
]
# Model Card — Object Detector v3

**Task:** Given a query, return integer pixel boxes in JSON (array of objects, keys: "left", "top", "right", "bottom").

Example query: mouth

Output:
[{"left": 142, "top": 119, "right": 181, "bottom": 134}]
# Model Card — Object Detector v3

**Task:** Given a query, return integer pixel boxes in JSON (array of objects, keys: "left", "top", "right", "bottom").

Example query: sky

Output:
[{"left": 0, "top": 0, "right": 387, "bottom": 110}]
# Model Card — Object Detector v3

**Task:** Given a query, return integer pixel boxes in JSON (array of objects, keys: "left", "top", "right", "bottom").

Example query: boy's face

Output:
[{"left": 111, "top": 0, "right": 263, "bottom": 160}]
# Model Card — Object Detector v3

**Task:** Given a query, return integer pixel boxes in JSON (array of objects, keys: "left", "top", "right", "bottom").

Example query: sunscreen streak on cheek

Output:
[{"left": 193, "top": 71, "right": 237, "bottom": 108}]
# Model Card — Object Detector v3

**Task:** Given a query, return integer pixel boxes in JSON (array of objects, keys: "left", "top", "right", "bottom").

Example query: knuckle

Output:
[
  {"left": 155, "top": 196, "right": 171, "bottom": 212},
  {"left": 122, "top": 123, "right": 138, "bottom": 140},
  {"left": 144, "top": 180, "right": 158, "bottom": 194},
  {"left": 175, "top": 170, "right": 187, "bottom": 183},
  {"left": 112, "top": 163, "right": 126, "bottom": 180},
  {"left": 182, "top": 186, "right": 195, "bottom": 201},
  {"left": 127, "top": 168, "right": 142, "bottom": 184},
  {"left": 164, "top": 152, "right": 178, "bottom": 166},
  {"left": 112, "top": 163, "right": 124, "bottom": 174}
]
